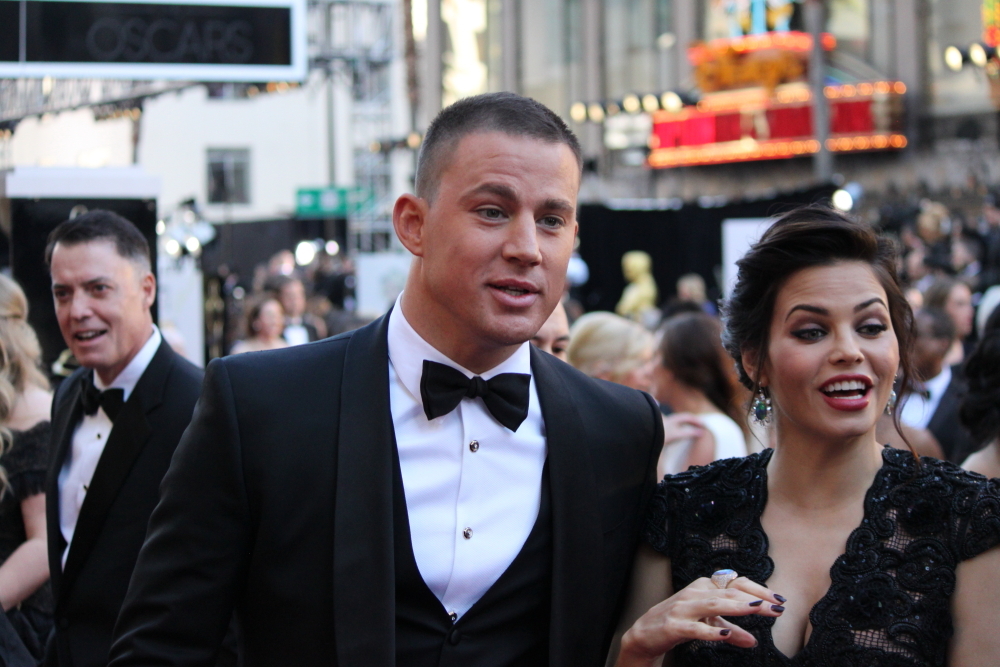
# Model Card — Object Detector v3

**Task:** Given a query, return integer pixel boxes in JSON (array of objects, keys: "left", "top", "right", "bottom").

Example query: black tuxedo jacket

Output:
[
  {"left": 45, "top": 340, "right": 204, "bottom": 667},
  {"left": 927, "top": 364, "right": 975, "bottom": 464},
  {"left": 109, "top": 312, "right": 664, "bottom": 667}
]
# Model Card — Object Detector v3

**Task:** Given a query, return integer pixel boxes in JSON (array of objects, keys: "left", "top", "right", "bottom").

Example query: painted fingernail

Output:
[
  {"left": 748, "top": 600, "right": 764, "bottom": 607},
  {"left": 771, "top": 605, "right": 785, "bottom": 612},
  {"left": 720, "top": 629, "right": 731, "bottom": 636},
  {"left": 774, "top": 595, "right": 787, "bottom": 603}
]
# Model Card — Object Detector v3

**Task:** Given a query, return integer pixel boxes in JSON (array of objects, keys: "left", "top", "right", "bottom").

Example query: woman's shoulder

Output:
[
  {"left": 5, "top": 386, "right": 52, "bottom": 432},
  {"left": 662, "top": 448, "right": 768, "bottom": 492},
  {"left": 881, "top": 447, "right": 1000, "bottom": 561}
]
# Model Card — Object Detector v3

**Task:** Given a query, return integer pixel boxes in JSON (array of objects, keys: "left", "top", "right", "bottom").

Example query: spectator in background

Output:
[
  {"left": 566, "top": 312, "right": 656, "bottom": 392},
  {"left": 924, "top": 276, "right": 974, "bottom": 365},
  {"left": 979, "top": 190, "right": 1000, "bottom": 288},
  {"left": 960, "top": 329, "right": 1000, "bottom": 478},
  {"left": 0, "top": 274, "right": 54, "bottom": 662},
  {"left": 270, "top": 276, "right": 327, "bottom": 345},
  {"left": 530, "top": 301, "right": 570, "bottom": 361},
  {"left": 230, "top": 298, "right": 288, "bottom": 354},
  {"left": 652, "top": 312, "right": 746, "bottom": 477},
  {"left": 899, "top": 308, "right": 974, "bottom": 463},
  {"left": 675, "top": 273, "right": 717, "bottom": 316}
]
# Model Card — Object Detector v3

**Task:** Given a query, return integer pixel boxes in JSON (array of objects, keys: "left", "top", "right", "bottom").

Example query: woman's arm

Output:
[
  {"left": 607, "top": 544, "right": 674, "bottom": 667},
  {"left": 0, "top": 493, "right": 48, "bottom": 610},
  {"left": 949, "top": 544, "right": 1000, "bottom": 665}
]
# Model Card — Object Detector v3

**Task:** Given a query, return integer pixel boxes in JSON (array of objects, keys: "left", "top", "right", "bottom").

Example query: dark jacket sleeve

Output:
[{"left": 108, "top": 359, "right": 251, "bottom": 667}]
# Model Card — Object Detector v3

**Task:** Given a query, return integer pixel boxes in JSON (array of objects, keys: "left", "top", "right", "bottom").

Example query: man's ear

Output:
[
  {"left": 393, "top": 194, "right": 429, "bottom": 257},
  {"left": 142, "top": 272, "right": 157, "bottom": 310}
]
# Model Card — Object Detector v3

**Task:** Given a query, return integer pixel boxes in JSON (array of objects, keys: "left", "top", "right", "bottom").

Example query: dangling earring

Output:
[
  {"left": 885, "top": 389, "right": 897, "bottom": 416},
  {"left": 752, "top": 388, "right": 772, "bottom": 425}
]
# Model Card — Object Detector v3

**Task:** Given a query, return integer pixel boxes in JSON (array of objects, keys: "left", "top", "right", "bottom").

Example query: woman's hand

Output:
[{"left": 616, "top": 575, "right": 785, "bottom": 667}]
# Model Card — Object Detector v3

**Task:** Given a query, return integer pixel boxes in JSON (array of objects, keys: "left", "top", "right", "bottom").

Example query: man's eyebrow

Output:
[
  {"left": 785, "top": 298, "right": 887, "bottom": 321},
  {"left": 464, "top": 182, "right": 517, "bottom": 201},
  {"left": 52, "top": 277, "right": 112, "bottom": 290},
  {"left": 541, "top": 198, "right": 575, "bottom": 213}
]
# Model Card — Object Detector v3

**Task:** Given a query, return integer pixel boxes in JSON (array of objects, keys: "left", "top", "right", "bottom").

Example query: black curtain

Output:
[{"left": 576, "top": 185, "right": 836, "bottom": 313}]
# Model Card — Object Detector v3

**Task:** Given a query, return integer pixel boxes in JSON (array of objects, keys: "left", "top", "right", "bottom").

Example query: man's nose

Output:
[{"left": 502, "top": 213, "right": 542, "bottom": 265}]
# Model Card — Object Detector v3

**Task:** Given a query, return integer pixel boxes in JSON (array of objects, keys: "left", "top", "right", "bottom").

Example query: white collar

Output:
[
  {"left": 94, "top": 324, "right": 162, "bottom": 402},
  {"left": 924, "top": 364, "right": 952, "bottom": 399},
  {"left": 386, "top": 293, "right": 532, "bottom": 403}
]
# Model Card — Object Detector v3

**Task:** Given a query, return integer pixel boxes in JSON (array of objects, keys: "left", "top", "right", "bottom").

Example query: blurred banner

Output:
[{"left": 0, "top": 0, "right": 307, "bottom": 81}]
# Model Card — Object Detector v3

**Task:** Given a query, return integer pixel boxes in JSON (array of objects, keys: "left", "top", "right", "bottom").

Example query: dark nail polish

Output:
[
  {"left": 774, "top": 595, "right": 787, "bottom": 603},
  {"left": 748, "top": 600, "right": 764, "bottom": 607},
  {"left": 771, "top": 605, "right": 785, "bottom": 612},
  {"left": 720, "top": 629, "right": 731, "bottom": 636}
]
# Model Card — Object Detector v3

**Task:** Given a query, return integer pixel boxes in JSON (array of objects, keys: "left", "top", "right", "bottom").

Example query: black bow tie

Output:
[
  {"left": 420, "top": 360, "right": 531, "bottom": 432},
  {"left": 80, "top": 375, "right": 125, "bottom": 422}
]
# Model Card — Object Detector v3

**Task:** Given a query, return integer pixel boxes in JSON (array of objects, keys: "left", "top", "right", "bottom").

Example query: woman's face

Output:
[
  {"left": 755, "top": 262, "right": 899, "bottom": 446},
  {"left": 255, "top": 300, "right": 285, "bottom": 340},
  {"left": 946, "top": 282, "right": 973, "bottom": 339}
]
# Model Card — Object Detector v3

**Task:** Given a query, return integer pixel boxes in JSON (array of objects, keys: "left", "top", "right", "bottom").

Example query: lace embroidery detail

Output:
[{"left": 643, "top": 447, "right": 1000, "bottom": 666}]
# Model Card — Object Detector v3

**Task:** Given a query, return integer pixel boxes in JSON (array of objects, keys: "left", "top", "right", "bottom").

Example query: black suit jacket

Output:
[
  {"left": 109, "top": 312, "right": 664, "bottom": 667},
  {"left": 45, "top": 340, "right": 204, "bottom": 667},
  {"left": 927, "top": 364, "right": 976, "bottom": 464}
]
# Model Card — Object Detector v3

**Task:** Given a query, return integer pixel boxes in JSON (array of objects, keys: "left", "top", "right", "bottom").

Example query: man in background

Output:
[{"left": 43, "top": 211, "right": 213, "bottom": 667}]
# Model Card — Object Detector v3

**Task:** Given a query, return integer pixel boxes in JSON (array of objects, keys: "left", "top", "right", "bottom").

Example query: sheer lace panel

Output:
[{"left": 643, "top": 447, "right": 1000, "bottom": 667}]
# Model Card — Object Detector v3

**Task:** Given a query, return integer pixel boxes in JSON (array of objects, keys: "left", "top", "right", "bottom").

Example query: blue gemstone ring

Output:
[{"left": 711, "top": 569, "right": 739, "bottom": 589}]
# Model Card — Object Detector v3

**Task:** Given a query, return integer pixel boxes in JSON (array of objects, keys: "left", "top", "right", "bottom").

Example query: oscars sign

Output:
[{"left": 0, "top": 0, "right": 307, "bottom": 81}]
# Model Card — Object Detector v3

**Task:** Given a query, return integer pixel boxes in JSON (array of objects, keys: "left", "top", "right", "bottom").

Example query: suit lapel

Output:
[
  {"left": 531, "top": 348, "right": 604, "bottom": 667},
  {"left": 46, "top": 374, "right": 84, "bottom": 597},
  {"left": 60, "top": 341, "right": 173, "bottom": 597},
  {"left": 333, "top": 313, "right": 396, "bottom": 666}
]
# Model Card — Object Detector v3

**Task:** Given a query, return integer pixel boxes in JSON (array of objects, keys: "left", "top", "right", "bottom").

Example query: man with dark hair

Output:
[
  {"left": 268, "top": 275, "right": 325, "bottom": 345},
  {"left": 900, "top": 307, "right": 974, "bottom": 462},
  {"left": 43, "top": 210, "right": 208, "bottom": 667},
  {"left": 109, "top": 92, "right": 662, "bottom": 667}
]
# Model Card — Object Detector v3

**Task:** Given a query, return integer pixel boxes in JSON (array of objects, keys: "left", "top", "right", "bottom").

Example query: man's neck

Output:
[{"left": 399, "top": 292, "right": 519, "bottom": 375}]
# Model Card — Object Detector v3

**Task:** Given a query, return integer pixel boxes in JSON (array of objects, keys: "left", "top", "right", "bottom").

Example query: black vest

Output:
[{"left": 393, "top": 453, "right": 553, "bottom": 667}]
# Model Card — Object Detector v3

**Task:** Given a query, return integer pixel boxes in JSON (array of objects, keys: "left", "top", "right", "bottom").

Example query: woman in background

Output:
[
  {"left": 960, "top": 329, "right": 1000, "bottom": 478},
  {"left": 653, "top": 312, "right": 747, "bottom": 477},
  {"left": 567, "top": 311, "right": 704, "bottom": 472},
  {"left": 0, "top": 274, "right": 54, "bottom": 661},
  {"left": 230, "top": 297, "right": 288, "bottom": 355},
  {"left": 923, "top": 276, "right": 974, "bottom": 365}
]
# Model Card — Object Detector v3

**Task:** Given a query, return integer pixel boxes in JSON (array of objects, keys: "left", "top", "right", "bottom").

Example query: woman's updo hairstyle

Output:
[
  {"left": 959, "top": 330, "right": 1000, "bottom": 449},
  {"left": 721, "top": 205, "right": 915, "bottom": 434}
]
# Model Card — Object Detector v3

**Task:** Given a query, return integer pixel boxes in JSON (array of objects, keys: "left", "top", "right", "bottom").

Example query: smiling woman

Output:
[{"left": 610, "top": 206, "right": 1000, "bottom": 667}]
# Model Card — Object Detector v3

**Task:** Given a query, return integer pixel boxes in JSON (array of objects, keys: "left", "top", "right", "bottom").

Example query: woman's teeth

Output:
[{"left": 822, "top": 380, "right": 867, "bottom": 396}]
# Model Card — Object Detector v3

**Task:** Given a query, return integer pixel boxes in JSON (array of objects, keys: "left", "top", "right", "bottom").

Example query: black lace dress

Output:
[
  {"left": 644, "top": 446, "right": 1000, "bottom": 667},
  {"left": 0, "top": 421, "right": 53, "bottom": 661}
]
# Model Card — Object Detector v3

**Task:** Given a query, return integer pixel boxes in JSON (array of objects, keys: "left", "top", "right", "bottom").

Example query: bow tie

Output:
[
  {"left": 419, "top": 360, "right": 531, "bottom": 432},
  {"left": 80, "top": 375, "right": 125, "bottom": 422}
]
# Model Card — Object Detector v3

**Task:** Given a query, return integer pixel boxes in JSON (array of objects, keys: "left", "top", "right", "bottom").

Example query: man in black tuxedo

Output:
[
  {"left": 43, "top": 211, "right": 206, "bottom": 667},
  {"left": 109, "top": 92, "right": 665, "bottom": 667},
  {"left": 900, "top": 307, "right": 975, "bottom": 462}
]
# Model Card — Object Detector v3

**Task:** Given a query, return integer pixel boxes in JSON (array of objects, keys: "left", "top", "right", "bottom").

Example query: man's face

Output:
[
  {"left": 531, "top": 301, "right": 570, "bottom": 361},
  {"left": 404, "top": 132, "right": 580, "bottom": 360},
  {"left": 912, "top": 316, "right": 950, "bottom": 381},
  {"left": 280, "top": 280, "right": 306, "bottom": 318},
  {"left": 50, "top": 240, "right": 156, "bottom": 384}
]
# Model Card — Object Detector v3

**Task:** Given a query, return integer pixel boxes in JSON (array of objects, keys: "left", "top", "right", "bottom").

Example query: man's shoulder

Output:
[
  {"left": 215, "top": 332, "right": 355, "bottom": 384},
  {"left": 533, "top": 351, "right": 657, "bottom": 421}
]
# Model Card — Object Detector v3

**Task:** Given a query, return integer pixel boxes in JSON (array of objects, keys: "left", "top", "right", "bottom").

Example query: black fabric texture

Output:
[{"left": 644, "top": 446, "right": 1000, "bottom": 667}]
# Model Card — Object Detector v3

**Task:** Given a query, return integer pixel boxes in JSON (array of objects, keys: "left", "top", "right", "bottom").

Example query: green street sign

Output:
[{"left": 296, "top": 186, "right": 373, "bottom": 218}]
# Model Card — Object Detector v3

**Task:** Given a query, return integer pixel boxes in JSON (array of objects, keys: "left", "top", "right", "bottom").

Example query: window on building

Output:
[{"left": 207, "top": 149, "right": 250, "bottom": 204}]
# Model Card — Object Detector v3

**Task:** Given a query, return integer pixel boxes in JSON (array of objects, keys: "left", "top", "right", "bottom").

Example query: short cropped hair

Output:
[
  {"left": 915, "top": 307, "right": 956, "bottom": 342},
  {"left": 45, "top": 210, "right": 151, "bottom": 270},
  {"left": 415, "top": 92, "right": 582, "bottom": 200}
]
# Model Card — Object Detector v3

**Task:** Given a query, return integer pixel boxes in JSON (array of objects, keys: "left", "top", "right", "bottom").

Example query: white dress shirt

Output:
[
  {"left": 283, "top": 318, "right": 310, "bottom": 346},
  {"left": 899, "top": 365, "right": 952, "bottom": 430},
  {"left": 58, "top": 325, "right": 161, "bottom": 569},
  {"left": 387, "top": 296, "right": 546, "bottom": 620}
]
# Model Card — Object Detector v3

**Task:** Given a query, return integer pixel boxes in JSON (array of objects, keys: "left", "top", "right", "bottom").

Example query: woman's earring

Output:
[
  {"left": 885, "top": 389, "right": 897, "bottom": 416},
  {"left": 752, "top": 388, "right": 772, "bottom": 425}
]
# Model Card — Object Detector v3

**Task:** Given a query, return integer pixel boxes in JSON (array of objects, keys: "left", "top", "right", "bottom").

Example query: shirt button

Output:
[
  {"left": 463, "top": 527, "right": 473, "bottom": 539},
  {"left": 469, "top": 440, "right": 479, "bottom": 452},
  {"left": 448, "top": 611, "right": 457, "bottom": 623}
]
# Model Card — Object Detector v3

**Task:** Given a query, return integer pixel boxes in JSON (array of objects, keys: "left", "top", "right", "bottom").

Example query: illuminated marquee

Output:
[{"left": 648, "top": 82, "right": 907, "bottom": 169}]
